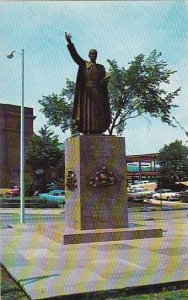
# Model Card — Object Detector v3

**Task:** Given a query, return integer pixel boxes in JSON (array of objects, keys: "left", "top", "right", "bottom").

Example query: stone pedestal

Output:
[
  {"left": 64, "top": 135, "right": 162, "bottom": 244},
  {"left": 64, "top": 135, "right": 128, "bottom": 231}
]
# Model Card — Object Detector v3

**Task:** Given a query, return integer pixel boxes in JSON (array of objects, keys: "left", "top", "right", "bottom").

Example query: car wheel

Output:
[{"left": 167, "top": 197, "right": 170, "bottom": 201}]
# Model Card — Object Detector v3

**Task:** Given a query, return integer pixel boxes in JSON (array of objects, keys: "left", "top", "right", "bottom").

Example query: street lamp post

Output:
[{"left": 7, "top": 49, "right": 25, "bottom": 224}]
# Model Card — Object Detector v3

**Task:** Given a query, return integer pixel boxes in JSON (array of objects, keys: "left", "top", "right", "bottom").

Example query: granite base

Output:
[{"left": 64, "top": 227, "right": 162, "bottom": 245}]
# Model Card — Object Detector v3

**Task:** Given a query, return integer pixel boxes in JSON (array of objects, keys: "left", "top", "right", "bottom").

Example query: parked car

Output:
[
  {"left": 152, "top": 189, "right": 181, "bottom": 201},
  {"left": 5, "top": 186, "right": 20, "bottom": 197},
  {"left": 129, "top": 181, "right": 157, "bottom": 191},
  {"left": 39, "top": 189, "right": 65, "bottom": 204},
  {"left": 0, "top": 188, "right": 11, "bottom": 196},
  {"left": 127, "top": 187, "right": 153, "bottom": 202},
  {"left": 180, "top": 189, "right": 188, "bottom": 203}
]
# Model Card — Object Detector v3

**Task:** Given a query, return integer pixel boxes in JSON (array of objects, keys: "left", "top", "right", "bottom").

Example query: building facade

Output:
[
  {"left": 126, "top": 153, "right": 160, "bottom": 183},
  {"left": 0, "top": 104, "right": 35, "bottom": 187}
]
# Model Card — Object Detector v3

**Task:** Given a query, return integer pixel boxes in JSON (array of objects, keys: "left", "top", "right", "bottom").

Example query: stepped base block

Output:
[
  {"left": 64, "top": 135, "right": 162, "bottom": 246},
  {"left": 64, "top": 227, "right": 162, "bottom": 245}
]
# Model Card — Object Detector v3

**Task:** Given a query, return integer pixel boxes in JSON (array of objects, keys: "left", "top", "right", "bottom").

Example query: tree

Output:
[
  {"left": 24, "top": 174, "right": 35, "bottom": 197},
  {"left": 26, "top": 125, "right": 64, "bottom": 191},
  {"left": 39, "top": 50, "right": 180, "bottom": 135},
  {"left": 39, "top": 79, "right": 77, "bottom": 135},
  {"left": 158, "top": 140, "right": 188, "bottom": 184}
]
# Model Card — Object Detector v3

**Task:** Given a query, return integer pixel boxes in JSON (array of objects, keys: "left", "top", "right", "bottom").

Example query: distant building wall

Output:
[
  {"left": 126, "top": 153, "right": 160, "bottom": 183},
  {"left": 0, "top": 104, "right": 35, "bottom": 187}
]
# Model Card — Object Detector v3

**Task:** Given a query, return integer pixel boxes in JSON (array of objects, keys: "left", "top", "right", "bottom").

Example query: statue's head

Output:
[{"left": 89, "top": 49, "right": 97, "bottom": 62}]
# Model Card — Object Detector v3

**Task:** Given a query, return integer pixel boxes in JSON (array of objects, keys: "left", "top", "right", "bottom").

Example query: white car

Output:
[
  {"left": 152, "top": 189, "right": 181, "bottom": 201},
  {"left": 129, "top": 181, "right": 157, "bottom": 191},
  {"left": 127, "top": 187, "right": 153, "bottom": 202}
]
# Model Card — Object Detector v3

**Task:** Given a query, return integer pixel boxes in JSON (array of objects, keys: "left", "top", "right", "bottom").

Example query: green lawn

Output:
[
  {"left": 111, "top": 289, "right": 188, "bottom": 300},
  {"left": 1, "top": 265, "right": 29, "bottom": 300}
]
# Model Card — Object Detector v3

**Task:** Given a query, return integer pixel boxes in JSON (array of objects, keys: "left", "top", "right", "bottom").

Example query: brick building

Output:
[{"left": 0, "top": 103, "right": 35, "bottom": 187}]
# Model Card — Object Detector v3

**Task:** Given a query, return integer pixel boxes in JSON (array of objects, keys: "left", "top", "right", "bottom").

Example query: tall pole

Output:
[
  {"left": 7, "top": 49, "right": 25, "bottom": 224},
  {"left": 20, "top": 49, "right": 25, "bottom": 224}
]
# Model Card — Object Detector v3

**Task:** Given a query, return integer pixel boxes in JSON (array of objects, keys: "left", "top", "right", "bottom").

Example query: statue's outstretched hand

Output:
[{"left": 65, "top": 32, "right": 72, "bottom": 44}]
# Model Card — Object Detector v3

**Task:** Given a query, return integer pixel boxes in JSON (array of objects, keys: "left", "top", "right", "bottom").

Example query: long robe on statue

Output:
[{"left": 67, "top": 43, "right": 111, "bottom": 134}]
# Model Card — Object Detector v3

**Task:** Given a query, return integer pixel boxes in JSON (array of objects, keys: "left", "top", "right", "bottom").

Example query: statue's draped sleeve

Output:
[
  {"left": 67, "top": 43, "right": 85, "bottom": 125},
  {"left": 67, "top": 43, "right": 85, "bottom": 67}
]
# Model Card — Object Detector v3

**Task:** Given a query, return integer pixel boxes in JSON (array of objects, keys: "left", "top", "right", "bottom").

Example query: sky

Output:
[{"left": 1, "top": 1, "right": 188, "bottom": 155}]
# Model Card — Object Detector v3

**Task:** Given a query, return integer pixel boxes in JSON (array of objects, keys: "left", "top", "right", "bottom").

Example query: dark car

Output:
[{"left": 181, "top": 189, "right": 188, "bottom": 203}]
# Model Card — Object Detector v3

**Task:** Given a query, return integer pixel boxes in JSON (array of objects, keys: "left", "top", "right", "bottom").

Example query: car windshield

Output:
[
  {"left": 157, "top": 189, "right": 173, "bottom": 193},
  {"left": 49, "top": 190, "right": 64, "bottom": 195},
  {"left": 49, "top": 191, "right": 55, "bottom": 195},
  {"left": 129, "top": 188, "right": 145, "bottom": 193}
]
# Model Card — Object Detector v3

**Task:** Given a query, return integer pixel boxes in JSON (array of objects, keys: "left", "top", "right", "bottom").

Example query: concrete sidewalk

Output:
[
  {"left": 1, "top": 210, "right": 188, "bottom": 299},
  {"left": 147, "top": 199, "right": 188, "bottom": 209}
]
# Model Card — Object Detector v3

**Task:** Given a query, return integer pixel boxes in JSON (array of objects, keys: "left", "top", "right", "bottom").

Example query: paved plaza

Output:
[{"left": 1, "top": 208, "right": 188, "bottom": 299}]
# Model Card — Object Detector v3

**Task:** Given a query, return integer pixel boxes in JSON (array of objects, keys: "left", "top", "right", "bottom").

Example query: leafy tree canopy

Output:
[
  {"left": 158, "top": 140, "right": 188, "bottom": 182},
  {"left": 39, "top": 50, "right": 180, "bottom": 136},
  {"left": 26, "top": 125, "right": 63, "bottom": 170}
]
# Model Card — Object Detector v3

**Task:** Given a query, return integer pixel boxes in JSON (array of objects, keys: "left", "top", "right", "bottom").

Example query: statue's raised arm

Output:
[
  {"left": 65, "top": 32, "right": 72, "bottom": 44},
  {"left": 65, "top": 32, "right": 84, "bottom": 66},
  {"left": 65, "top": 33, "right": 111, "bottom": 134}
]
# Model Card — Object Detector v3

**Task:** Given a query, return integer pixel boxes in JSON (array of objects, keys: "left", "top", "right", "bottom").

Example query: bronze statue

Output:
[{"left": 65, "top": 32, "right": 111, "bottom": 134}]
